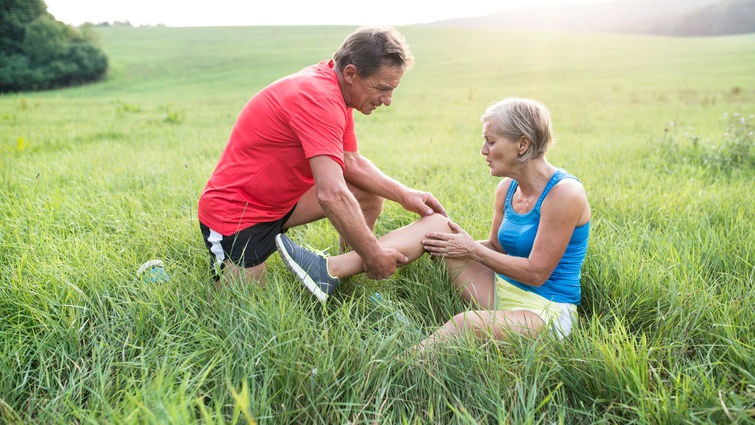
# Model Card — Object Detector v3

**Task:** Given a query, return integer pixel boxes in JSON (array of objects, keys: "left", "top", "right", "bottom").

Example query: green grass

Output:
[{"left": 1, "top": 25, "right": 754, "bottom": 424}]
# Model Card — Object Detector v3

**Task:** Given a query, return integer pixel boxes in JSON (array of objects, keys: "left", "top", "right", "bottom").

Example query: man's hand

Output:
[
  {"left": 363, "top": 247, "right": 408, "bottom": 280},
  {"left": 401, "top": 189, "right": 448, "bottom": 217}
]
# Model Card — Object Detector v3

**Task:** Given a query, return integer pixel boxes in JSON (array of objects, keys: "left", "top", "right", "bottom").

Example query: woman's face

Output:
[{"left": 480, "top": 121, "right": 520, "bottom": 177}]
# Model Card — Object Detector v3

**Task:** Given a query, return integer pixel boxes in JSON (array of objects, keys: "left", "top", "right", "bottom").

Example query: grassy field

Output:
[{"left": 1, "top": 25, "right": 754, "bottom": 424}]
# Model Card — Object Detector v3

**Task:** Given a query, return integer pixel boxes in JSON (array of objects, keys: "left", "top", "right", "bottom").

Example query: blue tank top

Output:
[{"left": 497, "top": 168, "right": 589, "bottom": 304}]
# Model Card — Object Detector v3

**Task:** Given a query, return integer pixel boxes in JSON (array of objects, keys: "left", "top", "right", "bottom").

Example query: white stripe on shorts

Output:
[
  {"left": 207, "top": 228, "right": 225, "bottom": 275},
  {"left": 552, "top": 302, "right": 577, "bottom": 340}
]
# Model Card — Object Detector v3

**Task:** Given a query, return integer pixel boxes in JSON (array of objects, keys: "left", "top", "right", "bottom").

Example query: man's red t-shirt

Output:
[{"left": 198, "top": 60, "right": 357, "bottom": 236}]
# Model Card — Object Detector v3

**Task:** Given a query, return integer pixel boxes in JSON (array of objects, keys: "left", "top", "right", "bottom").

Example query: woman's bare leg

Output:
[
  {"left": 414, "top": 309, "right": 545, "bottom": 354},
  {"left": 443, "top": 257, "right": 496, "bottom": 309},
  {"left": 327, "top": 214, "right": 497, "bottom": 309},
  {"left": 326, "top": 213, "right": 451, "bottom": 278}
]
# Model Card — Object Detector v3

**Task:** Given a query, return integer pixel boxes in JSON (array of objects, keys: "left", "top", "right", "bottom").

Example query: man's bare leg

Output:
[
  {"left": 217, "top": 183, "right": 382, "bottom": 288},
  {"left": 283, "top": 184, "right": 382, "bottom": 229},
  {"left": 345, "top": 185, "right": 383, "bottom": 251},
  {"left": 283, "top": 183, "right": 383, "bottom": 253},
  {"left": 219, "top": 261, "right": 266, "bottom": 288}
]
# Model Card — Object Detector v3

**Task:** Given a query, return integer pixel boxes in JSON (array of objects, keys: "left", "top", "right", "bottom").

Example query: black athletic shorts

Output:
[{"left": 199, "top": 205, "right": 296, "bottom": 280}]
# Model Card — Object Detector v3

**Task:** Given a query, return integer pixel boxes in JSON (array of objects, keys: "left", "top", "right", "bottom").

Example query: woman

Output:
[{"left": 276, "top": 97, "right": 590, "bottom": 350}]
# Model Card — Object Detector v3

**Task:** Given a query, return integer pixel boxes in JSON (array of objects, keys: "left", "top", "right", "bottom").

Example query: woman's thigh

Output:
[{"left": 444, "top": 258, "right": 496, "bottom": 309}]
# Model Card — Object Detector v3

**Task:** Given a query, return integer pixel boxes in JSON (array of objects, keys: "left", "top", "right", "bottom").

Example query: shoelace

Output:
[{"left": 303, "top": 244, "right": 329, "bottom": 258}]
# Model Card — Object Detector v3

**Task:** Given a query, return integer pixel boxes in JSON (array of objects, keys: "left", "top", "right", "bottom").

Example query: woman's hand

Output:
[{"left": 422, "top": 221, "right": 480, "bottom": 260}]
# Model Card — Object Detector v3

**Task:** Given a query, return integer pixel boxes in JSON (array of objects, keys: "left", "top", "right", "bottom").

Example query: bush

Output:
[
  {"left": 0, "top": 0, "right": 108, "bottom": 92},
  {"left": 653, "top": 113, "right": 754, "bottom": 173}
]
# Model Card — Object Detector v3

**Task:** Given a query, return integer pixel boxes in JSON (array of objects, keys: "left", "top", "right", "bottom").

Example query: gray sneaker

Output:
[{"left": 275, "top": 234, "right": 340, "bottom": 302}]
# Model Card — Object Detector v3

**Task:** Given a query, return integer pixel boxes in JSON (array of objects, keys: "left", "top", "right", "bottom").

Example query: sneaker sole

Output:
[{"left": 275, "top": 234, "right": 328, "bottom": 302}]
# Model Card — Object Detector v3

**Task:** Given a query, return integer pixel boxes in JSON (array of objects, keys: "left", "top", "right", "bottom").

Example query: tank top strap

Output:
[
  {"left": 504, "top": 179, "right": 518, "bottom": 210},
  {"left": 534, "top": 168, "right": 571, "bottom": 211}
]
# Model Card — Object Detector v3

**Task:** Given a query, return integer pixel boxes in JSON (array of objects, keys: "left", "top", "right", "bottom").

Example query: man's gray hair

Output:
[
  {"left": 333, "top": 27, "right": 413, "bottom": 77},
  {"left": 482, "top": 98, "right": 554, "bottom": 163}
]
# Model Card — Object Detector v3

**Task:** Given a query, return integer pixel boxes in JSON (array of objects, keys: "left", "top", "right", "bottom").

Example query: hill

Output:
[
  {"left": 643, "top": 0, "right": 755, "bottom": 36},
  {"left": 430, "top": 0, "right": 755, "bottom": 36}
]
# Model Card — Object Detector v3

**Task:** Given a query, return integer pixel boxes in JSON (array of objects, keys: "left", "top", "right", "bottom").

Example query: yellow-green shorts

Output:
[{"left": 495, "top": 276, "right": 578, "bottom": 340}]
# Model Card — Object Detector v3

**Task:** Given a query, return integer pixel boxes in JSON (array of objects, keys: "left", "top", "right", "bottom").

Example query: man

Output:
[{"left": 198, "top": 27, "right": 446, "bottom": 300}]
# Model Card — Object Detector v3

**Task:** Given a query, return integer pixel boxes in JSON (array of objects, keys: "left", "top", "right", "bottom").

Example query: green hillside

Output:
[{"left": 1, "top": 26, "right": 753, "bottom": 423}]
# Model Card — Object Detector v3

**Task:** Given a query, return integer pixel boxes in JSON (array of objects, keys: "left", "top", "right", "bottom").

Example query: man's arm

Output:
[
  {"left": 309, "top": 155, "right": 407, "bottom": 279},
  {"left": 343, "top": 151, "right": 447, "bottom": 217}
]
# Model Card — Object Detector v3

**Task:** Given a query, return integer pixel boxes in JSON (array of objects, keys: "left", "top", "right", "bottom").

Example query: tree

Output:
[{"left": 0, "top": 0, "right": 108, "bottom": 92}]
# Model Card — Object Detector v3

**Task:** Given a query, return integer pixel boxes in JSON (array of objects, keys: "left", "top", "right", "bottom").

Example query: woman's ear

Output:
[{"left": 518, "top": 136, "right": 530, "bottom": 155}]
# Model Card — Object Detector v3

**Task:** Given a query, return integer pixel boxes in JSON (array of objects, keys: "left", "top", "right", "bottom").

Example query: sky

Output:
[{"left": 44, "top": 0, "right": 614, "bottom": 27}]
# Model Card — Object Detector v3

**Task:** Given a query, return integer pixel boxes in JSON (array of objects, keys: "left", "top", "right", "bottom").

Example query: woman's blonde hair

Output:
[{"left": 481, "top": 98, "right": 554, "bottom": 162}]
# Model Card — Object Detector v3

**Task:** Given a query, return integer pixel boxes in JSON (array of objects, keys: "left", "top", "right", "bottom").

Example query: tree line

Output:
[{"left": 0, "top": 0, "right": 108, "bottom": 92}]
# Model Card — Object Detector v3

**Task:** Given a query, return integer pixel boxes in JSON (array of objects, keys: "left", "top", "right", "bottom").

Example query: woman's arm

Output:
[{"left": 423, "top": 179, "right": 588, "bottom": 287}]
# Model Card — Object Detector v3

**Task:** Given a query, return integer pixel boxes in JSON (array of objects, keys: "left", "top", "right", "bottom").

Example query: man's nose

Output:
[{"left": 380, "top": 92, "right": 392, "bottom": 106}]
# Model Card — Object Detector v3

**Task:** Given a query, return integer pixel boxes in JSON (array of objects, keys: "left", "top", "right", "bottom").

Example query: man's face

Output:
[{"left": 342, "top": 63, "right": 404, "bottom": 115}]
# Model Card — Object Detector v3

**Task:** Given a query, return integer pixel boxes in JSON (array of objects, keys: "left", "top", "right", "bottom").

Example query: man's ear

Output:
[{"left": 343, "top": 64, "right": 358, "bottom": 83}]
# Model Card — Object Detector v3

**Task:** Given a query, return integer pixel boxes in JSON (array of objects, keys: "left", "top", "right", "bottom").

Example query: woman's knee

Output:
[
  {"left": 450, "top": 311, "right": 485, "bottom": 332},
  {"left": 436, "top": 313, "right": 472, "bottom": 339},
  {"left": 450, "top": 311, "right": 507, "bottom": 339},
  {"left": 417, "top": 213, "right": 452, "bottom": 232}
]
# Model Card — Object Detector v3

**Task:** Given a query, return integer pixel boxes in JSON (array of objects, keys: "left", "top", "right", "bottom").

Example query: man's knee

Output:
[{"left": 353, "top": 190, "right": 383, "bottom": 219}]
